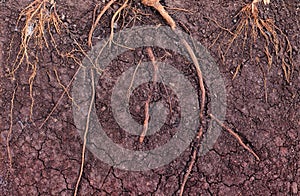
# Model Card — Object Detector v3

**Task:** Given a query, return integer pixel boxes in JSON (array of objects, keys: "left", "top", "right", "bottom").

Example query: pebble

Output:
[
  {"left": 113, "top": 22, "right": 118, "bottom": 29},
  {"left": 100, "top": 106, "right": 106, "bottom": 111},
  {"left": 61, "top": 13, "right": 65, "bottom": 21}
]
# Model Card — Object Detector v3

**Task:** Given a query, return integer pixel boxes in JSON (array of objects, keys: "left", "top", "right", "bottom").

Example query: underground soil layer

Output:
[{"left": 0, "top": 0, "right": 299, "bottom": 195}]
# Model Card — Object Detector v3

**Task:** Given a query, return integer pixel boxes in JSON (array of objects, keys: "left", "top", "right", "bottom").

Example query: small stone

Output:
[
  {"left": 61, "top": 13, "right": 65, "bottom": 21},
  {"left": 113, "top": 22, "right": 118, "bottom": 29},
  {"left": 100, "top": 106, "right": 106, "bottom": 111}
]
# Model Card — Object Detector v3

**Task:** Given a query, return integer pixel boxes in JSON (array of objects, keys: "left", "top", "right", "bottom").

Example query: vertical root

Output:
[
  {"left": 178, "top": 37, "right": 205, "bottom": 196},
  {"left": 109, "top": 0, "right": 129, "bottom": 43},
  {"left": 180, "top": 39, "right": 205, "bottom": 124},
  {"left": 74, "top": 68, "right": 95, "bottom": 196},
  {"left": 140, "top": 101, "right": 150, "bottom": 143},
  {"left": 7, "top": 84, "right": 18, "bottom": 171},
  {"left": 28, "top": 60, "right": 37, "bottom": 123},
  {"left": 141, "top": 2, "right": 207, "bottom": 193},
  {"left": 88, "top": 0, "right": 116, "bottom": 47},
  {"left": 127, "top": 58, "right": 142, "bottom": 101},
  {"left": 179, "top": 147, "right": 197, "bottom": 196},
  {"left": 139, "top": 47, "right": 159, "bottom": 143}
]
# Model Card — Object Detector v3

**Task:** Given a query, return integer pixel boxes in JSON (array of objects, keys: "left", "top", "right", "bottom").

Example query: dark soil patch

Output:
[{"left": 1, "top": 0, "right": 299, "bottom": 195}]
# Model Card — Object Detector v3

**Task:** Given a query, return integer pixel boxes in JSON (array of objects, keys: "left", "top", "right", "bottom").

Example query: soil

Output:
[{"left": 0, "top": 0, "right": 299, "bottom": 195}]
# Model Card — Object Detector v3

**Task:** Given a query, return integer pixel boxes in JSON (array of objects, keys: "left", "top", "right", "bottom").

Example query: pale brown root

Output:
[
  {"left": 274, "top": 25, "right": 294, "bottom": 82},
  {"left": 232, "top": 64, "right": 241, "bottom": 80},
  {"left": 178, "top": 21, "right": 190, "bottom": 34},
  {"left": 8, "top": 0, "right": 63, "bottom": 123},
  {"left": 224, "top": 19, "right": 247, "bottom": 56},
  {"left": 141, "top": 0, "right": 176, "bottom": 29},
  {"left": 251, "top": 0, "right": 271, "bottom": 14},
  {"left": 28, "top": 59, "right": 37, "bottom": 123},
  {"left": 10, "top": 0, "right": 61, "bottom": 76},
  {"left": 209, "top": 114, "right": 260, "bottom": 161},
  {"left": 232, "top": 19, "right": 249, "bottom": 80},
  {"left": 180, "top": 39, "right": 205, "bottom": 125},
  {"left": 53, "top": 68, "right": 79, "bottom": 108},
  {"left": 73, "top": 39, "right": 103, "bottom": 72},
  {"left": 127, "top": 58, "right": 143, "bottom": 101},
  {"left": 206, "top": 17, "right": 235, "bottom": 36},
  {"left": 179, "top": 146, "right": 198, "bottom": 196},
  {"left": 178, "top": 38, "right": 206, "bottom": 195},
  {"left": 147, "top": 47, "right": 159, "bottom": 83},
  {"left": 210, "top": 1, "right": 293, "bottom": 82},
  {"left": 88, "top": 0, "right": 116, "bottom": 47},
  {"left": 139, "top": 47, "right": 159, "bottom": 143},
  {"left": 38, "top": 40, "right": 84, "bottom": 129},
  {"left": 47, "top": 5, "right": 64, "bottom": 55},
  {"left": 74, "top": 68, "right": 95, "bottom": 196},
  {"left": 71, "top": 38, "right": 108, "bottom": 195},
  {"left": 39, "top": 66, "right": 81, "bottom": 129},
  {"left": 146, "top": 7, "right": 205, "bottom": 192},
  {"left": 140, "top": 101, "right": 150, "bottom": 143},
  {"left": 165, "top": 6, "right": 194, "bottom": 14},
  {"left": 109, "top": 0, "right": 129, "bottom": 43},
  {"left": 7, "top": 84, "right": 18, "bottom": 171}
]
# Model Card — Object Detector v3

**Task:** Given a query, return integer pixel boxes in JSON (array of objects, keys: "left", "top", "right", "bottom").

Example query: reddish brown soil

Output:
[{"left": 0, "top": 0, "right": 299, "bottom": 195}]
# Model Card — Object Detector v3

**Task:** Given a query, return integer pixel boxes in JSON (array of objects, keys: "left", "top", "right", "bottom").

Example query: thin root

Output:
[
  {"left": 179, "top": 147, "right": 198, "bottom": 196},
  {"left": 139, "top": 47, "right": 159, "bottom": 143},
  {"left": 74, "top": 68, "right": 95, "bottom": 196},
  {"left": 7, "top": 84, "right": 18, "bottom": 171},
  {"left": 210, "top": 1, "right": 294, "bottom": 82},
  {"left": 8, "top": 0, "right": 63, "bottom": 122},
  {"left": 127, "top": 58, "right": 143, "bottom": 101},
  {"left": 209, "top": 114, "right": 260, "bottom": 161},
  {"left": 109, "top": 0, "right": 129, "bottom": 43},
  {"left": 178, "top": 36, "right": 206, "bottom": 196},
  {"left": 88, "top": 0, "right": 116, "bottom": 47}
]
